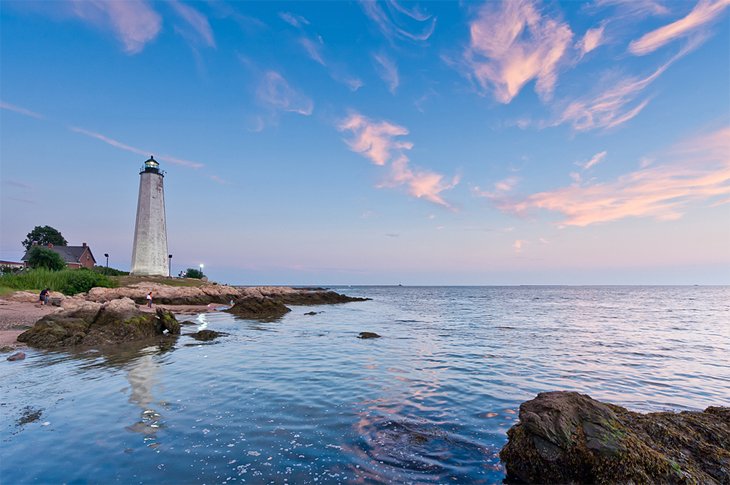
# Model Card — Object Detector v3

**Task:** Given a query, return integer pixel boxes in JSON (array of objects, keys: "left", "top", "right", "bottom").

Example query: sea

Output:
[{"left": 1, "top": 286, "right": 729, "bottom": 484}]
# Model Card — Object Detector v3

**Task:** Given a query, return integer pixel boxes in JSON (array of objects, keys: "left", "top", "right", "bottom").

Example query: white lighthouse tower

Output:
[{"left": 131, "top": 156, "right": 169, "bottom": 276}]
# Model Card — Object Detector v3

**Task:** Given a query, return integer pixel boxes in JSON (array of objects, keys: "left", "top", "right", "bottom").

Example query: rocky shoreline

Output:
[
  {"left": 500, "top": 391, "right": 730, "bottom": 484},
  {"left": 1, "top": 283, "right": 370, "bottom": 351}
]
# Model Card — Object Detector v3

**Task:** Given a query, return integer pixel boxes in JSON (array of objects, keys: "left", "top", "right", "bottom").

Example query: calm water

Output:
[{"left": 2, "top": 286, "right": 729, "bottom": 484}]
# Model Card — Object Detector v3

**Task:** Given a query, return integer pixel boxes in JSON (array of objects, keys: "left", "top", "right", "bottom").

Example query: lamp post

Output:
[
  {"left": 168, "top": 254, "right": 172, "bottom": 278},
  {"left": 104, "top": 253, "right": 109, "bottom": 269},
  {"left": 199, "top": 263, "right": 204, "bottom": 277}
]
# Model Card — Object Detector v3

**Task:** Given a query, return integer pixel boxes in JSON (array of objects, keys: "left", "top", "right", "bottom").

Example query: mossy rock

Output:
[
  {"left": 225, "top": 297, "right": 291, "bottom": 320},
  {"left": 18, "top": 303, "right": 180, "bottom": 350},
  {"left": 274, "top": 291, "right": 370, "bottom": 305},
  {"left": 500, "top": 391, "right": 730, "bottom": 484}
]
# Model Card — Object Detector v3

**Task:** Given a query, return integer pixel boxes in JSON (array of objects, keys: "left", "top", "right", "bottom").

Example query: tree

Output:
[
  {"left": 22, "top": 225, "right": 68, "bottom": 251},
  {"left": 27, "top": 246, "right": 66, "bottom": 271},
  {"left": 184, "top": 268, "right": 205, "bottom": 279}
]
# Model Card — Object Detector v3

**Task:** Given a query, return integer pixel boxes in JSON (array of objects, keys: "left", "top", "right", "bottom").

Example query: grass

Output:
[
  {"left": 112, "top": 275, "right": 209, "bottom": 288},
  {"left": 0, "top": 286, "right": 16, "bottom": 297},
  {"left": 0, "top": 268, "right": 116, "bottom": 295}
]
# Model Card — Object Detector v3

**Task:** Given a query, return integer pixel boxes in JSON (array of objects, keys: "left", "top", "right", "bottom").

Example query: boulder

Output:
[
  {"left": 185, "top": 329, "right": 226, "bottom": 341},
  {"left": 273, "top": 290, "right": 370, "bottom": 305},
  {"left": 225, "top": 296, "right": 291, "bottom": 320},
  {"left": 7, "top": 351, "right": 26, "bottom": 361},
  {"left": 499, "top": 391, "right": 730, "bottom": 484},
  {"left": 17, "top": 298, "right": 180, "bottom": 350},
  {"left": 358, "top": 332, "right": 381, "bottom": 339}
]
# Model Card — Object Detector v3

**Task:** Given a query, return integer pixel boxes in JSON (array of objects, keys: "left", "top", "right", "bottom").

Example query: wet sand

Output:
[
  {"left": 0, "top": 300, "right": 60, "bottom": 349},
  {"left": 0, "top": 298, "right": 220, "bottom": 349}
]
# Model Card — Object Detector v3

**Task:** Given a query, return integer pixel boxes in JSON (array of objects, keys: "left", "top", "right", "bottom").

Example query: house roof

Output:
[{"left": 22, "top": 245, "right": 97, "bottom": 265}]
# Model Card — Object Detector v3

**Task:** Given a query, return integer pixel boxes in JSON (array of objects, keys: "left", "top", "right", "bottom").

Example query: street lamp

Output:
[
  {"left": 168, "top": 254, "right": 172, "bottom": 278},
  {"left": 199, "top": 263, "right": 204, "bottom": 276},
  {"left": 104, "top": 253, "right": 109, "bottom": 269}
]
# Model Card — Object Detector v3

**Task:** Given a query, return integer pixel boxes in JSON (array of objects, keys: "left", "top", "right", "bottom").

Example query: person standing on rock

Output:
[
  {"left": 39, "top": 288, "right": 50, "bottom": 306},
  {"left": 146, "top": 291, "right": 153, "bottom": 308}
]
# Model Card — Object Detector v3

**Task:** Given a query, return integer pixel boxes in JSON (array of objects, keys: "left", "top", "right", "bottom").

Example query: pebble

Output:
[{"left": 7, "top": 351, "right": 26, "bottom": 361}]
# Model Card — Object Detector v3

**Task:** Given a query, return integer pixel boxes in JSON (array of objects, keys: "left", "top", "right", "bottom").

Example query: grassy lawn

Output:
[{"left": 111, "top": 275, "right": 209, "bottom": 287}]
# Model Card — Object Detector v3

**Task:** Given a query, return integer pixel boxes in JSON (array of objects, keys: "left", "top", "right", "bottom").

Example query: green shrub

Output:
[
  {"left": 26, "top": 247, "right": 66, "bottom": 271},
  {"left": 183, "top": 268, "right": 205, "bottom": 279},
  {"left": 0, "top": 268, "right": 116, "bottom": 295},
  {"left": 93, "top": 265, "right": 129, "bottom": 276}
]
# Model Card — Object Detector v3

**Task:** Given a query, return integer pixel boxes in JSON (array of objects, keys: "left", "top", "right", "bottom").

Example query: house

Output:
[
  {"left": 0, "top": 260, "right": 24, "bottom": 271},
  {"left": 22, "top": 242, "right": 97, "bottom": 269}
]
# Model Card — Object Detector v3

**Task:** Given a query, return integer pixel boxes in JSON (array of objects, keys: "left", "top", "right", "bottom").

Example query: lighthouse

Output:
[{"left": 131, "top": 156, "right": 169, "bottom": 276}]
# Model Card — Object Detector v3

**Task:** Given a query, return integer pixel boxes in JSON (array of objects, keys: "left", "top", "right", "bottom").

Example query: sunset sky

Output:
[{"left": 1, "top": 0, "right": 729, "bottom": 285}]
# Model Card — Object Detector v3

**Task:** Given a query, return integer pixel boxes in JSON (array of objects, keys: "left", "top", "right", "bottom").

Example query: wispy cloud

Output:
[
  {"left": 279, "top": 11, "right": 310, "bottom": 28},
  {"left": 280, "top": 14, "right": 363, "bottom": 91},
  {"left": 359, "top": 0, "right": 436, "bottom": 43},
  {"left": 551, "top": 41, "right": 696, "bottom": 131},
  {"left": 577, "top": 25, "right": 605, "bottom": 55},
  {"left": 69, "top": 126, "right": 204, "bottom": 169},
  {"left": 338, "top": 114, "right": 411, "bottom": 166},
  {"left": 579, "top": 151, "right": 608, "bottom": 170},
  {"left": 0, "top": 101, "right": 44, "bottom": 119},
  {"left": 495, "top": 126, "right": 730, "bottom": 226},
  {"left": 338, "top": 112, "right": 459, "bottom": 207},
  {"left": 473, "top": 176, "right": 520, "bottom": 201},
  {"left": 372, "top": 53, "right": 400, "bottom": 94},
  {"left": 513, "top": 239, "right": 527, "bottom": 253},
  {"left": 70, "top": 0, "right": 162, "bottom": 54},
  {"left": 629, "top": 0, "right": 730, "bottom": 55},
  {"left": 169, "top": 0, "right": 215, "bottom": 48},
  {"left": 464, "top": 0, "right": 573, "bottom": 103},
  {"left": 593, "top": 0, "right": 670, "bottom": 17},
  {"left": 256, "top": 71, "right": 314, "bottom": 116},
  {"left": 3, "top": 180, "right": 33, "bottom": 189},
  {"left": 299, "top": 36, "right": 325, "bottom": 65}
]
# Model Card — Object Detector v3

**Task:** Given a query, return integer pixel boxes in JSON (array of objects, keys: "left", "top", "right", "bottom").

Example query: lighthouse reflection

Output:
[{"left": 124, "top": 345, "right": 167, "bottom": 444}]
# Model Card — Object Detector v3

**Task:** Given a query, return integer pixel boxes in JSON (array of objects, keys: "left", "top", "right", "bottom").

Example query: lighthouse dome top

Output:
[
  {"left": 144, "top": 156, "right": 159, "bottom": 169},
  {"left": 140, "top": 155, "right": 164, "bottom": 176}
]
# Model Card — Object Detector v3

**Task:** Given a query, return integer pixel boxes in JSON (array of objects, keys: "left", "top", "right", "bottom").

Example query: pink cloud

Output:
[
  {"left": 0, "top": 101, "right": 44, "bottom": 119},
  {"left": 495, "top": 127, "right": 730, "bottom": 226},
  {"left": 338, "top": 112, "right": 459, "bottom": 207},
  {"left": 69, "top": 126, "right": 204, "bottom": 169},
  {"left": 337, "top": 113, "right": 412, "bottom": 166},
  {"left": 70, "top": 0, "right": 161, "bottom": 54},
  {"left": 257, "top": 71, "right": 313, "bottom": 116},
  {"left": 359, "top": 0, "right": 436, "bottom": 42},
  {"left": 372, "top": 53, "right": 400, "bottom": 94},
  {"left": 629, "top": 0, "right": 730, "bottom": 55},
  {"left": 577, "top": 25, "right": 605, "bottom": 55},
  {"left": 552, "top": 43, "right": 692, "bottom": 131},
  {"left": 169, "top": 0, "right": 215, "bottom": 48},
  {"left": 513, "top": 239, "right": 527, "bottom": 253},
  {"left": 464, "top": 0, "right": 573, "bottom": 103},
  {"left": 579, "top": 151, "right": 608, "bottom": 170}
]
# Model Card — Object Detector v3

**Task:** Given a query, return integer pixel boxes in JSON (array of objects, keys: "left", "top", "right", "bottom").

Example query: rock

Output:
[
  {"left": 185, "top": 329, "right": 226, "bottom": 341},
  {"left": 499, "top": 391, "right": 730, "bottom": 484},
  {"left": 304, "top": 311, "right": 319, "bottom": 316},
  {"left": 17, "top": 298, "right": 180, "bottom": 350},
  {"left": 225, "top": 296, "right": 291, "bottom": 320},
  {"left": 358, "top": 332, "right": 381, "bottom": 339},
  {"left": 274, "top": 290, "right": 370, "bottom": 306},
  {"left": 85, "top": 283, "right": 369, "bottom": 307},
  {"left": 17, "top": 406, "right": 42, "bottom": 426},
  {"left": 0, "top": 345, "right": 14, "bottom": 353},
  {"left": 7, "top": 351, "right": 26, "bottom": 361}
]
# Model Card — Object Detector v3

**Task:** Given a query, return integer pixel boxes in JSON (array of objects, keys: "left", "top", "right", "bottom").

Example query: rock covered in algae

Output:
[
  {"left": 225, "top": 296, "right": 291, "bottom": 320},
  {"left": 499, "top": 391, "right": 730, "bottom": 484},
  {"left": 17, "top": 298, "right": 180, "bottom": 349},
  {"left": 186, "top": 329, "right": 226, "bottom": 341}
]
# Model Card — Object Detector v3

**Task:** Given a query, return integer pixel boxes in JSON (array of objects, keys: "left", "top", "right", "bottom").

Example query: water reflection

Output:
[{"left": 123, "top": 345, "right": 171, "bottom": 451}]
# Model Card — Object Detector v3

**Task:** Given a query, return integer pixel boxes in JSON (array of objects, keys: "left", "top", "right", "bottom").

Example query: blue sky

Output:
[{"left": 1, "top": 0, "right": 729, "bottom": 285}]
